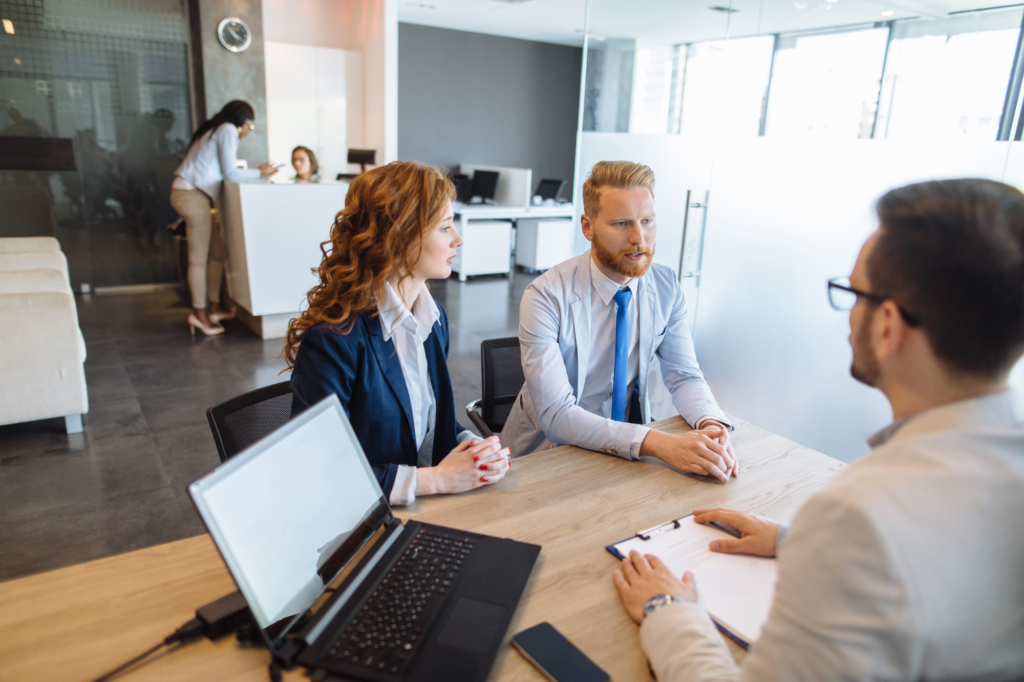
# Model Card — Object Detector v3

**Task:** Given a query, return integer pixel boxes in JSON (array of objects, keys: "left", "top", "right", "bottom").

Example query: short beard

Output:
[
  {"left": 850, "top": 312, "right": 881, "bottom": 387},
  {"left": 592, "top": 234, "right": 655, "bottom": 279}
]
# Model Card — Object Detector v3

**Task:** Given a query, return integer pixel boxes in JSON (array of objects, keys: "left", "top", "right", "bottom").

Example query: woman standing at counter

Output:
[
  {"left": 291, "top": 146, "right": 321, "bottom": 183},
  {"left": 285, "top": 161, "right": 510, "bottom": 504},
  {"left": 170, "top": 100, "right": 277, "bottom": 336}
]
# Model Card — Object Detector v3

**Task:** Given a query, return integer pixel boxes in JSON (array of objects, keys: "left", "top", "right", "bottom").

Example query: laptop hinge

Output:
[{"left": 300, "top": 519, "right": 407, "bottom": 646}]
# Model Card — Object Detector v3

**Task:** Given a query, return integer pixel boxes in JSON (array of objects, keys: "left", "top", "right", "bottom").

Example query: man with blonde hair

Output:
[{"left": 501, "top": 161, "right": 737, "bottom": 481}]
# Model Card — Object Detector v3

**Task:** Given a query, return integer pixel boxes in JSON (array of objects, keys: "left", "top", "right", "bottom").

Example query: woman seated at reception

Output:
[
  {"left": 291, "top": 145, "right": 321, "bottom": 183},
  {"left": 285, "top": 161, "right": 510, "bottom": 505}
]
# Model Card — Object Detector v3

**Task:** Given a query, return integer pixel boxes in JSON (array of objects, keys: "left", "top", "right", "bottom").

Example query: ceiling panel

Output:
[{"left": 398, "top": 0, "right": 1019, "bottom": 46}]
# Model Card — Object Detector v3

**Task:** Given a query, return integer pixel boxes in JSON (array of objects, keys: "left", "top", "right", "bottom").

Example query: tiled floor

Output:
[{"left": 0, "top": 270, "right": 535, "bottom": 581}]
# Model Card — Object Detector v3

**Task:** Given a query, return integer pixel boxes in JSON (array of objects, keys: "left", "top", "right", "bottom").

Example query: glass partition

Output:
[
  {"left": 579, "top": 0, "right": 1024, "bottom": 461},
  {"left": 0, "top": 0, "right": 192, "bottom": 289}
]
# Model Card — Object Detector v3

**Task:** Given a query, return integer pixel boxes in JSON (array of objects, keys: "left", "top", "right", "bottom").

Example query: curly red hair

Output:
[{"left": 284, "top": 161, "right": 455, "bottom": 368}]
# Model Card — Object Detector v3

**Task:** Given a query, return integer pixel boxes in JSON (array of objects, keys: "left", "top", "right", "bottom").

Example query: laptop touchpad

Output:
[{"left": 437, "top": 598, "right": 507, "bottom": 653}]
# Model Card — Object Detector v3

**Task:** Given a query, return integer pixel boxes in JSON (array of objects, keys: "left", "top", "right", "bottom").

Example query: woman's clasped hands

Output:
[{"left": 416, "top": 435, "right": 511, "bottom": 495}]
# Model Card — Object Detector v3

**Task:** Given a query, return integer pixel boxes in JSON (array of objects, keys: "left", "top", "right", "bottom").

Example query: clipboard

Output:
[{"left": 605, "top": 514, "right": 778, "bottom": 649}]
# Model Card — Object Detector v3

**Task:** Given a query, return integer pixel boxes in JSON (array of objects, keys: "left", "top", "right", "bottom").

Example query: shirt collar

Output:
[
  {"left": 866, "top": 389, "right": 1021, "bottom": 449},
  {"left": 866, "top": 416, "right": 911, "bottom": 448},
  {"left": 589, "top": 256, "right": 639, "bottom": 306},
  {"left": 377, "top": 282, "right": 440, "bottom": 342}
]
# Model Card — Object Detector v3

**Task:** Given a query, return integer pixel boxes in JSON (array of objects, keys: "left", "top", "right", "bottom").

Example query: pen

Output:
[{"left": 708, "top": 520, "right": 742, "bottom": 539}]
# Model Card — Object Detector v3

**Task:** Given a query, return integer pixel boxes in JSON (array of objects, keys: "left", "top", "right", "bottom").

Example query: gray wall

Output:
[
  {"left": 188, "top": 0, "right": 269, "bottom": 166},
  {"left": 398, "top": 23, "right": 582, "bottom": 195}
]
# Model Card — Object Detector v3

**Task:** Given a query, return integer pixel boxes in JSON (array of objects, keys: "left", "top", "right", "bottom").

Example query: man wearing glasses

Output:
[{"left": 612, "top": 179, "right": 1024, "bottom": 680}]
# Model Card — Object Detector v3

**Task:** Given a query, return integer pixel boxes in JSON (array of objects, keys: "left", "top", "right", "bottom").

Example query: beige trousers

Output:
[{"left": 170, "top": 188, "right": 226, "bottom": 309}]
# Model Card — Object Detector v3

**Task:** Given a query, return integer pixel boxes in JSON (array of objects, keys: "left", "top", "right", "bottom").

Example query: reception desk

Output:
[{"left": 220, "top": 182, "right": 347, "bottom": 338}]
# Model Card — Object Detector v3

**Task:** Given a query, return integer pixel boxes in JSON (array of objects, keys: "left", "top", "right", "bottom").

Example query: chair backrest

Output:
[
  {"left": 206, "top": 381, "right": 294, "bottom": 462},
  {"left": 480, "top": 337, "right": 524, "bottom": 433}
]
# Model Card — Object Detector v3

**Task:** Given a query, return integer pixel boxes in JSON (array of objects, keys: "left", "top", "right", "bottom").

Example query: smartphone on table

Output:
[{"left": 511, "top": 622, "right": 609, "bottom": 682}]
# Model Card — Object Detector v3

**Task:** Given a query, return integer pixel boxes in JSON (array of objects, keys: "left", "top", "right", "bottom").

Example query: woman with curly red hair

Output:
[{"left": 285, "top": 161, "right": 510, "bottom": 505}]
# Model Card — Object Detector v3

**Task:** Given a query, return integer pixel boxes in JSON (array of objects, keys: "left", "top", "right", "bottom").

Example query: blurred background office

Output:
[{"left": 1, "top": 0, "right": 1023, "bottom": 581}]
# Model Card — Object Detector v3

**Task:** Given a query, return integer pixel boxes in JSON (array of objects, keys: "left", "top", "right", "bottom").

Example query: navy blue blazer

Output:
[{"left": 290, "top": 304, "right": 466, "bottom": 498}]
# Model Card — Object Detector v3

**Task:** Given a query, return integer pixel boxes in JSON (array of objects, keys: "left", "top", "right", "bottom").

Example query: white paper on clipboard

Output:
[{"left": 608, "top": 515, "right": 778, "bottom": 647}]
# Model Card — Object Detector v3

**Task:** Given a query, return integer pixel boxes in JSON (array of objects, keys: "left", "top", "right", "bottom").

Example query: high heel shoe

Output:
[
  {"left": 188, "top": 314, "right": 224, "bottom": 336},
  {"left": 209, "top": 306, "right": 237, "bottom": 324}
]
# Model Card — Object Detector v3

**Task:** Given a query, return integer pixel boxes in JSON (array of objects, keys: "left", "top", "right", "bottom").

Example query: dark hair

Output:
[
  {"left": 292, "top": 145, "right": 319, "bottom": 176},
  {"left": 188, "top": 100, "right": 254, "bottom": 147},
  {"left": 870, "top": 178, "right": 1024, "bottom": 378}
]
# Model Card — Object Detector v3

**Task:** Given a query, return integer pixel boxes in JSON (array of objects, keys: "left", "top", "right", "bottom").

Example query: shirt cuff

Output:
[
  {"left": 389, "top": 465, "right": 418, "bottom": 507},
  {"left": 457, "top": 430, "right": 477, "bottom": 445},
  {"left": 775, "top": 522, "right": 791, "bottom": 557},
  {"left": 696, "top": 416, "right": 734, "bottom": 432},
  {"left": 630, "top": 425, "right": 652, "bottom": 460}
]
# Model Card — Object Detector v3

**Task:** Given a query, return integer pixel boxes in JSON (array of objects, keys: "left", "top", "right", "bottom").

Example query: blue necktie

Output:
[{"left": 612, "top": 288, "right": 632, "bottom": 422}]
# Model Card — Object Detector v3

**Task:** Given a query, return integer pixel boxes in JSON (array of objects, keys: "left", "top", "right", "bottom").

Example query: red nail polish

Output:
[
  {"left": 481, "top": 476, "right": 489, "bottom": 482},
  {"left": 473, "top": 456, "right": 479, "bottom": 462},
  {"left": 479, "top": 464, "right": 487, "bottom": 470}
]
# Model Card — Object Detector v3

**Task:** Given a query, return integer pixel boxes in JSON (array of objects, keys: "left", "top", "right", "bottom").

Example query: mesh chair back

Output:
[
  {"left": 480, "top": 337, "right": 524, "bottom": 432},
  {"left": 206, "top": 381, "right": 294, "bottom": 462}
]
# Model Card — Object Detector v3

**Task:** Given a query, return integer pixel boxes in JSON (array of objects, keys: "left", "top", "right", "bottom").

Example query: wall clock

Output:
[{"left": 217, "top": 17, "right": 251, "bottom": 53}]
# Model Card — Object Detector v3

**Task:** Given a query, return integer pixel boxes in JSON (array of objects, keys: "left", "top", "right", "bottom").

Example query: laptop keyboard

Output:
[{"left": 327, "top": 529, "right": 476, "bottom": 677}]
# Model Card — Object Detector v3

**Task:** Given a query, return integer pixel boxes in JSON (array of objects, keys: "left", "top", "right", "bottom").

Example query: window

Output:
[
  {"left": 678, "top": 36, "right": 774, "bottom": 138},
  {"left": 764, "top": 27, "right": 890, "bottom": 139},
  {"left": 875, "top": 9, "right": 1024, "bottom": 140}
]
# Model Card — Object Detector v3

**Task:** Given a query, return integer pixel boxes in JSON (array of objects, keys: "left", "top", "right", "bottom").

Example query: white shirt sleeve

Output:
[
  {"left": 215, "top": 125, "right": 261, "bottom": 184},
  {"left": 388, "top": 465, "right": 418, "bottom": 507},
  {"left": 630, "top": 425, "right": 652, "bottom": 459}
]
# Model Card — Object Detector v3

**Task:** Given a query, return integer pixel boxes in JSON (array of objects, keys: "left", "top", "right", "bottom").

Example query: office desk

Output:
[
  {"left": 0, "top": 415, "right": 843, "bottom": 682},
  {"left": 451, "top": 204, "right": 575, "bottom": 282}
]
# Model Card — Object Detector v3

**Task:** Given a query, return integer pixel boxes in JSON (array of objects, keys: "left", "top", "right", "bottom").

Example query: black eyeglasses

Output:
[{"left": 827, "top": 277, "right": 920, "bottom": 327}]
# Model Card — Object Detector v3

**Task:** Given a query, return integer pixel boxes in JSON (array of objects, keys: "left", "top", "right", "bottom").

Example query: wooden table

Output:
[{"left": 0, "top": 416, "right": 844, "bottom": 682}]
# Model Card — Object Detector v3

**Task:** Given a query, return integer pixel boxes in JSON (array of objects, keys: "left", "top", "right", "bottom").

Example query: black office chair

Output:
[
  {"left": 465, "top": 337, "right": 524, "bottom": 439},
  {"left": 206, "top": 381, "right": 294, "bottom": 462}
]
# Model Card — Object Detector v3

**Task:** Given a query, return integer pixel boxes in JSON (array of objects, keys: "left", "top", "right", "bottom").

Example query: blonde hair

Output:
[{"left": 582, "top": 161, "right": 655, "bottom": 219}]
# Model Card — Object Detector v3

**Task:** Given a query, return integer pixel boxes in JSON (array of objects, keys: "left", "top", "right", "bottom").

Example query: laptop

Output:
[{"left": 189, "top": 394, "right": 541, "bottom": 681}]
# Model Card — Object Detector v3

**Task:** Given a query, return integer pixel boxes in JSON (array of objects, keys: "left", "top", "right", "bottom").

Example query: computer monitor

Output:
[
  {"left": 471, "top": 170, "right": 499, "bottom": 202},
  {"left": 534, "top": 178, "right": 566, "bottom": 201},
  {"left": 347, "top": 148, "right": 376, "bottom": 173},
  {"left": 451, "top": 173, "right": 473, "bottom": 203}
]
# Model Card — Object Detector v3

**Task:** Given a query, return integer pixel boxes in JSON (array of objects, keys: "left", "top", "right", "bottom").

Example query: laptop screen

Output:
[{"left": 190, "top": 394, "right": 387, "bottom": 639}]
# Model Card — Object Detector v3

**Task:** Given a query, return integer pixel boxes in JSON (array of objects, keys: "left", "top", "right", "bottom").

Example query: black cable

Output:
[{"left": 88, "top": 618, "right": 204, "bottom": 682}]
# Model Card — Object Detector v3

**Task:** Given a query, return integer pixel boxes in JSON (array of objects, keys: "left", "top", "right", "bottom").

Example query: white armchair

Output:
[{"left": 0, "top": 246, "right": 88, "bottom": 434}]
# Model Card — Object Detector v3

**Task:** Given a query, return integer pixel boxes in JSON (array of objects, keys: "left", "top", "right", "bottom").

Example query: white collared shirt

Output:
[
  {"left": 377, "top": 283, "right": 438, "bottom": 506},
  {"left": 376, "top": 283, "right": 475, "bottom": 505},
  {"left": 580, "top": 258, "right": 650, "bottom": 457}
]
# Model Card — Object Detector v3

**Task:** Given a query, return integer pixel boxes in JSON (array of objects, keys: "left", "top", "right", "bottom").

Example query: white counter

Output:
[{"left": 221, "top": 181, "right": 347, "bottom": 338}]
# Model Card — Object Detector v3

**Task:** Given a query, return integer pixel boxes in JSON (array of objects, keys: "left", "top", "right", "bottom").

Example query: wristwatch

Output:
[{"left": 643, "top": 593, "right": 687, "bottom": 618}]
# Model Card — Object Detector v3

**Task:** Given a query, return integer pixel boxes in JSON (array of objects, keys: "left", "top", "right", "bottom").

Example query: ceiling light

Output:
[
  {"left": 3, "top": 19, "right": 14, "bottom": 34},
  {"left": 826, "top": 0, "right": 839, "bottom": 3},
  {"left": 793, "top": 1, "right": 808, "bottom": 7},
  {"left": 881, "top": 8, "right": 894, "bottom": 14}
]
